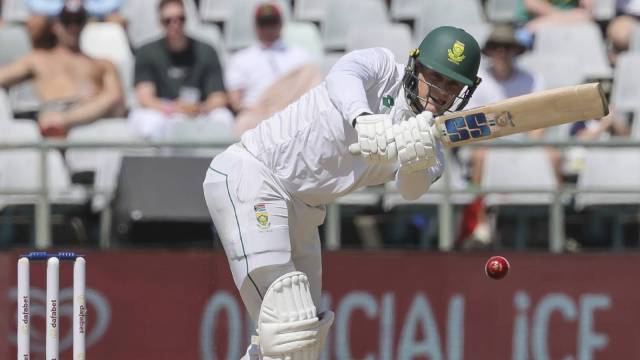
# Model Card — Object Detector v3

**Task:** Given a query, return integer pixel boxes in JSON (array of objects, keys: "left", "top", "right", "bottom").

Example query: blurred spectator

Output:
[
  {"left": 606, "top": 7, "right": 639, "bottom": 66},
  {"left": 516, "top": 0, "right": 593, "bottom": 46},
  {"left": 458, "top": 25, "right": 550, "bottom": 247},
  {"left": 0, "top": 1, "right": 124, "bottom": 137},
  {"left": 128, "top": 0, "right": 232, "bottom": 141},
  {"left": 26, "top": 0, "right": 126, "bottom": 48},
  {"left": 226, "top": 3, "right": 322, "bottom": 134}
]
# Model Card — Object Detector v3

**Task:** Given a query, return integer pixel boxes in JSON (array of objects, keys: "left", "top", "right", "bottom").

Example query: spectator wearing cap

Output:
[
  {"left": 225, "top": 3, "right": 313, "bottom": 117},
  {"left": 128, "top": 0, "right": 232, "bottom": 141},
  {"left": 457, "top": 25, "right": 549, "bottom": 248},
  {"left": 0, "top": 0, "right": 125, "bottom": 136}
]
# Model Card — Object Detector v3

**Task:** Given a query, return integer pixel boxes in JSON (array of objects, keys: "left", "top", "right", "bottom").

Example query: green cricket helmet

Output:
[{"left": 403, "top": 26, "right": 482, "bottom": 115}]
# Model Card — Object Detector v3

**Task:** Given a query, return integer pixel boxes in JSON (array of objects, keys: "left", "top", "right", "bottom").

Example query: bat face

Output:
[
  {"left": 439, "top": 111, "right": 515, "bottom": 144},
  {"left": 432, "top": 83, "right": 608, "bottom": 148}
]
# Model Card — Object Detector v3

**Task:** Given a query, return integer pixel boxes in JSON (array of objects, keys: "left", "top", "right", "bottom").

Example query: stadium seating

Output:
[
  {"left": 0, "top": 88, "right": 13, "bottom": 128},
  {"left": 575, "top": 148, "right": 640, "bottom": 248},
  {"left": 1, "top": 0, "right": 30, "bottom": 23},
  {"left": 199, "top": 0, "right": 232, "bottom": 23},
  {"left": 533, "top": 22, "right": 612, "bottom": 80},
  {"left": 414, "top": 0, "right": 486, "bottom": 41},
  {"left": 592, "top": 0, "right": 616, "bottom": 21},
  {"left": 346, "top": 23, "right": 414, "bottom": 63},
  {"left": 485, "top": 0, "right": 517, "bottom": 23},
  {"left": 390, "top": 0, "right": 421, "bottom": 21},
  {"left": 610, "top": 53, "right": 640, "bottom": 114},
  {"left": 293, "top": 0, "right": 327, "bottom": 23},
  {"left": 482, "top": 148, "right": 559, "bottom": 249},
  {"left": 322, "top": 0, "right": 390, "bottom": 51},
  {"left": 0, "top": 24, "right": 40, "bottom": 115},
  {"left": 0, "top": 24, "right": 31, "bottom": 66},
  {"left": 65, "top": 118, "right": 141, "bottom": 213},
  {"left": 282, "top": 21, "right": 325, "bottom": 64},
  {"left": 517, "top": 54, "right": 584, "bottom": 90},
  {"left": 0, "top": 120, "right": 86, "bottom": 210}
]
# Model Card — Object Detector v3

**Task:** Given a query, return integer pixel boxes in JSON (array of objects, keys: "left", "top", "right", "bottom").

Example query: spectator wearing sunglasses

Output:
[
  {"left": 0, "top": 0, "right": 125, "bottom": 137},
  {"left": 128, "top": 0, "right": 232, "bottom": 141}
]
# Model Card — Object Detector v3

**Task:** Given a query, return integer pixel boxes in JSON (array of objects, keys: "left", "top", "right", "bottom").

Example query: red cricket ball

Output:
[{"left": 485, "top": 256, "right": 510, "bottom": 280}]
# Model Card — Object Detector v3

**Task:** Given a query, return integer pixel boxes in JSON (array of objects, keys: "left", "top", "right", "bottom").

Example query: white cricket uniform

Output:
[{"left": 203, "top": 48, "right": 444, "bottom": 322}]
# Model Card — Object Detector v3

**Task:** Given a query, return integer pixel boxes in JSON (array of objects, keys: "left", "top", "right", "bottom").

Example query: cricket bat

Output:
[{"left": 350, "top": 82, "right": 608, "bottom": 152}]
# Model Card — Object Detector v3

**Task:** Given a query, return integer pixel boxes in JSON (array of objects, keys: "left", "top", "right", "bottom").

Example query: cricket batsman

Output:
[{"left": 203, "top": 26, "right": 481, "bottom": 359}]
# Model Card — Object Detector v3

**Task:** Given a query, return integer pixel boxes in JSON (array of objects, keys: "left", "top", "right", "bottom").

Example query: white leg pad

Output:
[{"left": 258, "top": 271, "right": 334, "bottom": 360}]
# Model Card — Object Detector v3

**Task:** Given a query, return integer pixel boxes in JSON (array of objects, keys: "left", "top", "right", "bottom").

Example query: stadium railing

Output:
[{"left": 0, "top": 139, "right": 639, "bottom": 251}]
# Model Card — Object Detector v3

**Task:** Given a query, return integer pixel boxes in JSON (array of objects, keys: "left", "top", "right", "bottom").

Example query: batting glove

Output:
[
  {"left": 352, "top": 113, "right": 397, "bottom": 164},
  {"left": 395, "top": 111, "right": 441, "bottom": 173}
]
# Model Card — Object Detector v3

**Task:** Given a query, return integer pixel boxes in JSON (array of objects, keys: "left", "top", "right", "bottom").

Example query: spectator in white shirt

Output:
[{"left": 225, "top": 3, "right": 315, "bottom": 118}]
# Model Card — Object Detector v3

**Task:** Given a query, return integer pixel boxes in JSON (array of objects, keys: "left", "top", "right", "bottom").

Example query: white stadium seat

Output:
[
  {"left": 283, "top": 21, "right": 325, "bottom": 64},
  {"left": 346, "top": 23, "right": 414, "bottom": 64},
  {"left": 322, "top": 0, "right": 389, "bottom": 50},
  {"left": 482, "top": 148, "right": 558, "bottom": 206},
  {"left": 200, "top": 0, "right": 232, "bottom": 23},
  {"left": 0, "top": 120, "right": 85, "bottom": 210},
  {"left": 0, "top": 24, "right": 31, "bottom": 66},
  {"left": 533, "top": 22, "right": 612, "bottom": 79},
  {"left": 1, "top": 0, "right": 30, "bottom": 23},
  {"left": 65, "top": 118, "right": 141, "bottom": 212},
  {"left": 610, "top": 53, "right": 640, "bottom": 114},
  {"left": 390, "top": 0, "right": 420, "bottom": 21},
  {"left": 293, "top": 0, "right": 327, "bottom": 23},
  {"left": 414, "top": 0, "right": 486, "bottom": 40},
  {"left": 486, "top": 0, "right": 517, "bottom": 23},
  {"left": 575, "top": 148, "right": 640, "bottom": 209},
  {"left": 517, "top": 53, "right": 584, "bottom": 90}
]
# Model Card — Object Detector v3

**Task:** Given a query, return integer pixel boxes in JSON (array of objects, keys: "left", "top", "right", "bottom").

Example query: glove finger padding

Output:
[
  {"left": 396, "top": 112, "right": 438, "bottom": 174},
  {"left": 353, "top": 114, "right": 397, "bottom": 164}
]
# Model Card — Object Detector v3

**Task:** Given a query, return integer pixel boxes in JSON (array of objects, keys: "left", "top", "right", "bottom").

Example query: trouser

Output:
[{"left": 202, "top": 144, "right": 325, "bottom": 323}]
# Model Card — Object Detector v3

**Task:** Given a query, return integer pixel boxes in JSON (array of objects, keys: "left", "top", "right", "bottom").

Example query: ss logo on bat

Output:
[{"left": 444, "top": 113, "right": 492, "bottom": 143}]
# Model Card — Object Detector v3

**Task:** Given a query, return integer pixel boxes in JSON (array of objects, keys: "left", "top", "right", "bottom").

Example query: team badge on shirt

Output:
[
  {"left": 382, "top": 95, "right": 395, "bottom": 109},
  {"left": 254, "top": 203, "right": 270, "bottom": 230},
  {"left": 447, "top": 41, "right": 466, "bottom": 65}
]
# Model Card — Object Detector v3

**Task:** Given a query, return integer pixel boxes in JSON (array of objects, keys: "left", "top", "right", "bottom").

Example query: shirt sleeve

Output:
[
  {"left": 326, "top": 47, "right": 397, "bottom": 124},
  {"left": 202, "top": 46, "right": 225, "bottom": 95},
  {"left": 133, "top": 46, "right": 155, "bottom": 86}
]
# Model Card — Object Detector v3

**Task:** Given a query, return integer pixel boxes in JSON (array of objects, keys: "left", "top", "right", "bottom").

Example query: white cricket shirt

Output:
[{"left": 241, "top": 47, "right": 444, "bottom": 206}]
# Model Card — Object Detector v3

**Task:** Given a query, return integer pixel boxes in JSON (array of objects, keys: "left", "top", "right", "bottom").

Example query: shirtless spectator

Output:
[{"left": 0, "top": 1, "right": 124, "bottom": 136}]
